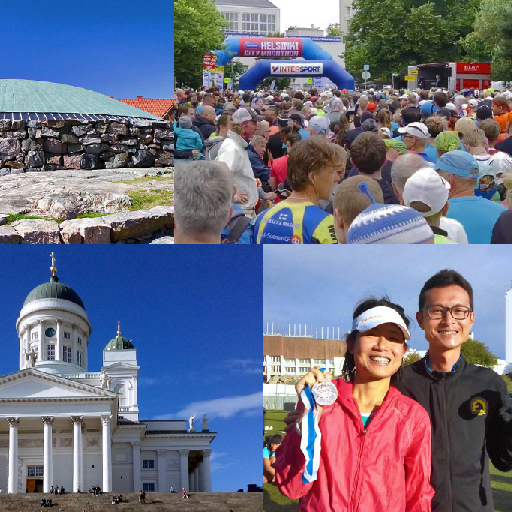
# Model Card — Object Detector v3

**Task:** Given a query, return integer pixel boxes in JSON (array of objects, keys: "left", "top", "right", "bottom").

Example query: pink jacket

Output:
[{"left": 275, "top": 379, "right": 433, "bottom": 512}]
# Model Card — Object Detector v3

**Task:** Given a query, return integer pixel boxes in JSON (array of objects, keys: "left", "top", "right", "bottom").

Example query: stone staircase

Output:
[{"left": 0, "top": 492, "right": 262, "bottom": 512}]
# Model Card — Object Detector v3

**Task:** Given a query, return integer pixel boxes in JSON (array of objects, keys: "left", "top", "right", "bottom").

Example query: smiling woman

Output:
[{"left": 275, "top": 296, "right": 434, "bottom": 512}]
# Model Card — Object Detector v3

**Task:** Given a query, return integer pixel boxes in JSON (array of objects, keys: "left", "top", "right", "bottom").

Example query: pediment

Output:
[{"left": 0, "top": 369, "right": 113, "bottom": 400}]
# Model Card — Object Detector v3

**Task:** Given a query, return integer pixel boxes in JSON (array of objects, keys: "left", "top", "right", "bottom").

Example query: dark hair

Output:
[
  {"left": 401, "top": 107, "right": 421, "bottom": 125},
  {"left": 418, "top": 269, "right": 473, "bottom": 311},
  {"left": 341, "top": 297, "right": 410, "bottom": 383},
  {"left": 263, "top": 434, "right": 282, "bottom": 454},
  {"left": 433, "top": 92, "right": 448, "bottom": 108},
  {"left": 349, "top": 132, "right": 387, "bottom": 175}
]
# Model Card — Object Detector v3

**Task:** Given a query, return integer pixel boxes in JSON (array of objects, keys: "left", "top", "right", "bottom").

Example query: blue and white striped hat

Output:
[{"left": 347, "top": 183, "right": 434, "bottom": 244}]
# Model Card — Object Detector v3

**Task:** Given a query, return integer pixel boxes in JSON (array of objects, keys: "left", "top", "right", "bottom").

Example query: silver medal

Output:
[{"left": 312, "top": 381, "right": 338, "bottom": 406}]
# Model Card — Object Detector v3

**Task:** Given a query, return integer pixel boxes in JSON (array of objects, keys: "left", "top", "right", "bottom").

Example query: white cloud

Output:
[{"left": 153, "top": 391, "right": 262, "bottom": 420}]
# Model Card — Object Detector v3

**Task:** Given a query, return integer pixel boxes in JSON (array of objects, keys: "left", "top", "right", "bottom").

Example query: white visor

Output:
[{"left": 352, "top": 306, "right": 410, "bottom": 340}]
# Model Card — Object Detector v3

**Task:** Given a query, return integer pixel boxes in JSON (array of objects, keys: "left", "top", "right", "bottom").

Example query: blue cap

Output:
[
  {"left": 420, "top": 101, "right": 436, "bottom": 117},
  {"left": 434, "top": 150, "right": 479, "bottom": 179}
]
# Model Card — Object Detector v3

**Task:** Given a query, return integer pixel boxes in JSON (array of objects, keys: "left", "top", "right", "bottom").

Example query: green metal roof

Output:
[
  {"left": 0, "top": 79, "right": 161, "bottom": 119},
  {"left": 105, "top": 335, "right": 135, "bottom": 350},
  {"left": 24, "top": 276, "right": 85, "bottom": 310}
]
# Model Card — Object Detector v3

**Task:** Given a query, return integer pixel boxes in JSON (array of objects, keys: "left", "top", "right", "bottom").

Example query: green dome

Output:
[
  {"left": 0, "top": 79, "right": 161, "bottom": 119},
  {"left": 23, "top": 276, "right": 85, "bottom": 310},
  {"left": 105, "top": 335, "right": 135, "bottom": 350}
]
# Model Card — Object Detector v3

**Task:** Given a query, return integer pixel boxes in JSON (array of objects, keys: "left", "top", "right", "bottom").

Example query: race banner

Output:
[
  {"left": 239, "top": 38, "right": 303, "bottom": 58},
  {"left": 203, "top": 54, "right": 217, "bottom": 70},
  {"left": 270, "top": 63, "right": 324, "bottom": 75}
]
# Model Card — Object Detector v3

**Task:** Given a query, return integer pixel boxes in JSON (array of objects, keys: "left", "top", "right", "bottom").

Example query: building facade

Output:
[
  {"left": 0, "top": 258, "right": 215, "bottom": 494},
  {"left": 216, "top": 0, "right": 280, "bottom": 36}
]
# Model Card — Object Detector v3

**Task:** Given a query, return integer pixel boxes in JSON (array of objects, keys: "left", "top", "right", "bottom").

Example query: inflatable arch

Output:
[{"left": 239, "top": 60, "right": 355, "bottom": 91}]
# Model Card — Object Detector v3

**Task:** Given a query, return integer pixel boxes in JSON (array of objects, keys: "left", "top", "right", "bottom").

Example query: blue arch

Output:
[
  {"left": 239, "top": 60, "right": 355, "bottom": 91},
  {"left": 214, "top": 37, "right": 333, "bottom": 67}
]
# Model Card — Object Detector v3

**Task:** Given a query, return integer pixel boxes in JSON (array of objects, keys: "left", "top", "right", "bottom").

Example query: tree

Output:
[
  {"left": 402, "top": 352, "right": 422, "bottom": 367},
  {"left": 460, "top": 338, "right": 498, "bottom": 368},
  {"left": 462, "top": 0, "right": 512, "bottom": 80},
  {"left": 174, "top": 0, "right": 227, "bottom": 88},
  {"left": 343, "top": 0, "right": 478, "bottom": 79},
  {"left": 326, "top": 23, "right": 342, "bottom": 37},
  {"left": 258, "top": 77, "right": 291, "bottom": 90}
]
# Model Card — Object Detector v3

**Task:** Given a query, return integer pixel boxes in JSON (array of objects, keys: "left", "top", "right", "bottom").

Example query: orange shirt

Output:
[{"left": 494, "top": 113, "right": 510, "bottom": 134}]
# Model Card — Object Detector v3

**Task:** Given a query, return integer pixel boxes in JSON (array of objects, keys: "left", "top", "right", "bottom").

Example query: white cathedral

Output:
[{"left": 0, "top": 257, "right": 215, "bottom": 494}]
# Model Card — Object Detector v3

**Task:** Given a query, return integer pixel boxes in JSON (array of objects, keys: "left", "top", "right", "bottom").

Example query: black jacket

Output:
[{"left": 398, "top": 357, "right": 512, "bottom": 512}]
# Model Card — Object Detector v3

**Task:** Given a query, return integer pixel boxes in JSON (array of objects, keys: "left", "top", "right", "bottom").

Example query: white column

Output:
[
  {"left": 179, "top": 449, "right": 189, "bottom": 491},
  {"left": 157, "top": 449, "right": 167, "bottom": 492},
  {"left": 80, "top": 424, "right": 85, "bottom": 491},
  {"left": 38, "top": 320, "right": 44, "bottom": 361},
  {"left": 132, "top": 442, "right": 141, "bottom": 492},
  {"left": 193, "top": 467, "right": 200, "bottom": 491},
  {"left": 72, "top": 416, "right": 83, "bottom": 492},
  {"left": 7, "top": 417, "right": 19, "bottom": 493},
  {"left": 55, "top": 320, "right": 62, "bottom": 363},
  {"left": 43, "top": 417, "right": 54, "bottom": 492},
  {"left": 101, "top": 415, "right": 112, "bottom": 492},
  {"left": 199, "top": 449, "right": 212, "bottom": 492}
]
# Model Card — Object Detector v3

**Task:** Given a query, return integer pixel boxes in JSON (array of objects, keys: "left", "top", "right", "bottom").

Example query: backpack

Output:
[{"left": 221, "top": 211, "right": 252, "bottom": 244}]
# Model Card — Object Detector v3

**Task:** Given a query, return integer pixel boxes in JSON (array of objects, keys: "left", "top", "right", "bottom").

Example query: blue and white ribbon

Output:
[{"left": 300, "top": 385, "right": 322, "bottom": 483}]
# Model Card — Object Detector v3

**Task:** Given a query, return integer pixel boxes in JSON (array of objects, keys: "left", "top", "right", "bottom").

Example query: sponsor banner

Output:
[
  {"left": 239, "top": 38, "right": 303, "bottom": 58},
  {"left": 271, "top": 63, "right": 324, "bottom": 75},
  {"left": 202, "top": 71, "right": 211, "bottom": 88},
  {"left": 313, "top": 77, "right": 323, "bottom": 88},
  {"left": 203, "top": 54, "right": 217, "bottom": 70},
  {"left": 226, "top": 32, "right": 341, "bottom": 42},
  {"left": 456, "top": 62, "right": 491, "bottom": 75}
]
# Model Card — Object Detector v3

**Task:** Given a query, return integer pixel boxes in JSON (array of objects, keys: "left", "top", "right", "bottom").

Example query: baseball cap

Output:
[
  {"left": 231, "top": 108, "right": 253, "bottom": 124},
  {"left": 398, "top": 122, "right": 429, "bottom": 139},
  {"left": 435, "top": 150, "right": 479, "bottom": 178},
  {"left": 367, "top": 102, "right": 377, "bottom": 112},
  {"left": 420, "top": 101, "right": 436, "bottom": 117},
  {"left": 454, "top": 117, "right": 477, "bottom": 136},
  {"left": 403, "top": 167, "right": 450, "bottom": 217},
  {"left": 347, "top": 182, "right": 434, "bottom": 244},
  {"left": 469, "top": 99, "right": 478, "bottom": 107},
  {"left": 309, "top": 116, "right": 330, "bottom": 134},
  {"left": 352, "top": 305, "right": 410, "bottom": 340},
  {"left": 476, "top": 105, "right": 493, "bottom": 121},
  {"left": 289, "top": 113, "right": 305, "bottom": 127}
]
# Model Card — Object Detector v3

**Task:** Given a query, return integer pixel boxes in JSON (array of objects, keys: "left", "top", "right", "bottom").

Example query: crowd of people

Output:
[{"left": 173, "top": 85, "right": 512, "bottom": 244}]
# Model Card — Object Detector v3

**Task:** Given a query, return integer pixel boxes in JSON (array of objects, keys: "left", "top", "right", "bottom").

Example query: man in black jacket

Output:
[{"left": 398, "top": 269, "right": 512, "bottom": 512}]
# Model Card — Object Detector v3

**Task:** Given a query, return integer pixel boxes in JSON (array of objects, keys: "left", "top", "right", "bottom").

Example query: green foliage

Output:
[
  {"left": 259, "top": 77, "right": 291, "bottom": 90},
  {"left": 502, "top": 374, "right": 512, "bottom": 394},
  {"left": 460, "top": 338, "right": 498, "bottom": 367},
  {"left": 326, "top": 23, "right": 342, "bottom": 36},
  {"left": 6, "top": 214, "right": 45, "bottom": 225},
  {"left": 174, "top": 0, "right": 227, "bottom": 88},
  {"left": 402, "top": 351, "right": 422, "bottom": 366},
  {"left": 344, "top": 0, "right": 478, "bottom": 79},
  {"left": 76, "top": 212, "right": 106, "bottom": 220}
]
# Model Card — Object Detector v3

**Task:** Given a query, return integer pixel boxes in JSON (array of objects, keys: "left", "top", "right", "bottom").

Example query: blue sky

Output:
[
  {"left": 264, "top": 246, "right": 512, "bottom": 360},
  {"left": 3, "top": 1, "right": 173, "bottom": 99},
  {"left": 0, "top": 246, "right": 261, "bottom": 491}
]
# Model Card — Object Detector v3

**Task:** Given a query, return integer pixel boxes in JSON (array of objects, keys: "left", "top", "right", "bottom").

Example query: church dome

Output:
[
  {"left": 23, "top": 276, "right": 85, "bottom": 310},
  {"left": 105, "top": 335, "right": 134, "bottom": 350}
]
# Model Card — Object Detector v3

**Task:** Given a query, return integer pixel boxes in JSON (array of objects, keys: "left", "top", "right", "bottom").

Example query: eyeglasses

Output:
[{"left": 422, "top": 305, "right": 472, "bottom": 320}]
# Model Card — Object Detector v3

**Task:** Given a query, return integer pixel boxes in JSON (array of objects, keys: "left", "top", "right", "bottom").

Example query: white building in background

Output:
[
  {"left": 339, "top": 0, "right": 354, "bottom": 36},
  {"left": 0, "top": 257, "right": 215, "bottom": 494},
  {"left": 215, "top": 0, "right": 280, "bottom": 36}
]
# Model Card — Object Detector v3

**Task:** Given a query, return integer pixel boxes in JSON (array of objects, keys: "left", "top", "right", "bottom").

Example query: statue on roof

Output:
[
  {"left": 202, "top": 414, "right": 209, "bottom": 432},
  {"left": 100, "top": 368, "right": 111, "bottom": 389},
  {"left": 189, "top": 414, "right": 196, "bottom": 432},
  {"left": 24, "top": 348, "right": 37, "bottom": 368}
]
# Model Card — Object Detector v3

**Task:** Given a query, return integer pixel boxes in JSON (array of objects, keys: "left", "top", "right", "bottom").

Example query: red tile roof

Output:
[{"left": 116, "top": 97, "right": 174, "bottom": 118}]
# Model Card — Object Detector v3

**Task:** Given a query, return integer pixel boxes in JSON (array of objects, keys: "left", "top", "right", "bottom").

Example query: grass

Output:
[
  {"left": 116, "top": 174, "right": 173, "bottom": 184},
  {"left": 6, "top": 214, "right": 45, "bottom": 225},
  {"left": 264, "top": 410, "right": 512, "bottom": 512},
  {"left": 127, "top": 189, "right": 174, "bottom": 210},
  {"left": 75, "top": 211, "right": 107, "bottom": 219}
]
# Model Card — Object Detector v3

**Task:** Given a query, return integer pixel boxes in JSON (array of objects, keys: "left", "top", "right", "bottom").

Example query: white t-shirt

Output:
[{"left": 440, "top": 216, "right": 468, "bottom": 244}]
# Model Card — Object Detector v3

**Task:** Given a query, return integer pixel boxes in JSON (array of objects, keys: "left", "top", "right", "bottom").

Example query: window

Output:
[
  {"left": 269, "top": 356, "right": 280, "bottom": 363},
  {"left": 224, "top": 12, "right": 238, "bottom": 31},
  {"left": 285, "top": 367, "right": 296, "bottom": 373},
  {"left": 77, "top": 337, "right": 82, "bottom": 345},
  {"left": 314, "top": 360, "right": 326, "bottom": 365},
  {"left": 143, "top": 460, "right": 155, "bottom": 469},
  {"left": 27, "top": 466, "right": 44, "bottom": 477},
  {"left": 299, "top": 367, "right": 310, "bottom": 373},
  {"left": 299, "top": 359, "right": 310, "bottom": 364},
  {"left": 242, "top": 13, "right": 259, "bottom": 32},
  {"left": 76, "top": 351, "right": 82, "bottom": 366},
  {"left": 268, "top": 14, "right": 276, "bottom": 33},
  {"left": 46, "top": 344, "right": 55, "bottom": 361},
  {"left": 63, "top": 346, "right": 72, "bottom": 364},
  {"left": 143, "top": 483, "right": 155, "bottom": 492},
  {"left": 32, "top": 333, "right": 38, "bottom": 340},
  {"left": 64, "top": 332, "right": 71, "bottom": 339}
]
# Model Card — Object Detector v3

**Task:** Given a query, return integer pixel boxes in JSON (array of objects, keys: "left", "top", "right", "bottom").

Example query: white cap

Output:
[
  {"left": 469, "top": 99, "right": 478, "bottom": 107},
  {"left": 399, "top": 94, "right": 408, "bottom": 99},
  {"left": 398, "top": 122, "right": 429, "bottom": 139},
  {"left": 446, "top": 102, "right": 457, "bottom": 111},
  {"left": 231, "top": 108, "right": 253, "bottom": 124},
  {"left": 403, "top": 167, "right": 450, "bottom": 217},
  {"left": 352, "top": 306, "right": 410, "bottom": 340}
]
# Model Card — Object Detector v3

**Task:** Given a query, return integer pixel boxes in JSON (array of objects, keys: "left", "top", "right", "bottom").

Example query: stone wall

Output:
[{"left": 0, "top": 118, "right": 174, "bottom": 174}]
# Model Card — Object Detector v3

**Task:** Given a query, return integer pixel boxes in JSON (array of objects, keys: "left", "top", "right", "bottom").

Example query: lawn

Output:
[{"left": 264, "top": 410, "right": 512, "bottom": 512}]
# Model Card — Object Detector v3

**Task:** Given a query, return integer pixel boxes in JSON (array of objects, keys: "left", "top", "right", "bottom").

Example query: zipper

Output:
[
  {"left": 349, "top": 426, "right": 367, "bottom": 512},
  {"left": 440, "top": 374, "right": 453, "bottom": 512}
]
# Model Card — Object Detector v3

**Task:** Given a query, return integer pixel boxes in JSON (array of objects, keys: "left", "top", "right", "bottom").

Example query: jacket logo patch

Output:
[{"left": 470, "top": 397, "right": 488, "bottom": 416}]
